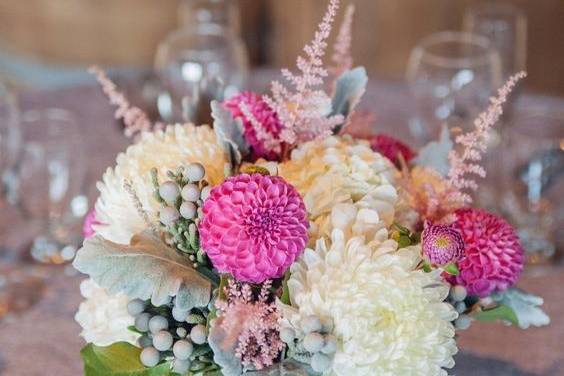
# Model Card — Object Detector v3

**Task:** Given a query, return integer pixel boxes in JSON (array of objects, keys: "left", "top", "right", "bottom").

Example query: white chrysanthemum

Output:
[
  {"left": 280, "top": 229, "right": 458, "bottom": 376},
  {"left": 277, "top": 136, "right": 398, "bottom": 243},
  {"left": 94, "top": 124, "right": 226, "bottom": 244},
  {"left": 75, "top": 279, "right": 139, "bottom": 346}
]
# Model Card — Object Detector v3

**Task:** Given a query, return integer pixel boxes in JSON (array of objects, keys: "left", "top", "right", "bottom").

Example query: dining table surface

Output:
[{"left": 0, "top": 68, "right": 563, "bottom": 376}]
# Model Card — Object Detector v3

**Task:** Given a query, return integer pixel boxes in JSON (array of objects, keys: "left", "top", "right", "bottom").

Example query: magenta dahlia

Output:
[
  {"left": 422, "top": 222, "right": 465, "bottom": 266},
  {"left": 199, "top": 173, "right": 309, "bottom": 283},
  {"left": 369, "top": 133, "right": 416, "bottom": 168},
  {"left": 224, "top": 92, "right": 285, "bottom": 161},
  {"left": 450, "top": 208, "right": 524, "bottom": 297}
]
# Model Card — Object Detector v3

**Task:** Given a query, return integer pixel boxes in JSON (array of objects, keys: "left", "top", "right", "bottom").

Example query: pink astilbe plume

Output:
[
  {"left": 446, "top": 72, "right": 526, "bottom": 204},
  {"left": 215, "top": 280, "right": 285, "bottom": 371},
  {"left": 264, "top": 0, "right": 344, "bottom": 147},
  {"left": 330, "top": 4, "right": 355, "bottom": 77},
  {"left": 89, "top": 66, "right": 163, "bottom": 140}
]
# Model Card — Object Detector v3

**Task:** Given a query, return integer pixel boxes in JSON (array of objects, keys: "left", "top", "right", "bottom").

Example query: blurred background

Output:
[{"left": 0, "top": 1, "right": 563, "bottom": 375}]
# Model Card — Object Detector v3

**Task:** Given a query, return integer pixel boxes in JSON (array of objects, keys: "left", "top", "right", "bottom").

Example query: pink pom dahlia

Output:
[
  {"left": 370, "top": 133, "right": 416, "bottom": 168},
  {"left": 422, "top": 222, "right": 465, "bottom": 266},
  {"left": 450, "top": 208, "right": 524, "bottom": 297},
  {"left": 224, "top": 92, "right": 285, "bottom": 161},
  {"left": 199, "top": 173, "right": 309, "bottom": 283}
]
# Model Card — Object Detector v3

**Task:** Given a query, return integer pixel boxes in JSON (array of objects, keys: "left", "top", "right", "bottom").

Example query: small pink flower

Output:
[
  {"left": 450, "top": 208, "right": 525, "bottom": 297},
  {"left": 370, "top": 133, "right": 416, "bottom": 168},
  {"left": 199, "top": 174, "right": 309, "bottom": 283},
  {"left": 422, "top": 222, "right": 464, "bottom": 266},
  {"left": 224, "top": 92, "right": 285, "bottom": 161},
  {"left": 82, "top": 209, "right": 101, "bottom": 239}
]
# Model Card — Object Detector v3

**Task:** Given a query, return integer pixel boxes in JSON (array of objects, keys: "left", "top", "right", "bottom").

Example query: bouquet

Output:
[{"left": 74, "top": 1, "right": 549, "bottom": 375}]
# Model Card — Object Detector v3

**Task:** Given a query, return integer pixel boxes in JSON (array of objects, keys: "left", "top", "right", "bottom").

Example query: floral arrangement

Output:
[{"left": 73, "top": 1, "right": 549, "bottom": 375}]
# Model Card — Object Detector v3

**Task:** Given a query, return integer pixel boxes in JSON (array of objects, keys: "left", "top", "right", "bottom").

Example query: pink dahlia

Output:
[
  {"left": 450, "top": 208, "right": 524, "bottom": 297},
  {"left": 370, "top": 133, "right": 416, "bottom": 168},
  {"left": 224, "top": 92, "right": 285, "bottom": 161},
  {"left": 82, "top": 209, "right": 101, "bottom": 239},
  {"left": 422, "top": 222, "right": 465, "bottom": 266},
  {"left": 199, "top": 173, "right": 309, "bottom": 283}
]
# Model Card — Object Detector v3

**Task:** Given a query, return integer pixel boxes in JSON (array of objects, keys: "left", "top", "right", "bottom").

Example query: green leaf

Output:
[
  {"left": 211, "top": 100, "right": 249, "bottom": 169},
  {"left": 81, "top": 342, "right": 172, "bottom": 376},
  {"left": 414, "top": 124, "right": 452, "bottom": 175},
  {"left": 491, "top": 288, "right": 550, "bottom": 329},
  {"left": 443, "top": 263, "right": 459, "bottom": 276},
  {"left": 73, "top": 230, "right": 212, "bottom": 311},
  {"left": 280, "top": 270, "right": 291, "bottom": 305},
  {"left": 331, "top": 67, "right": 368, "bottom": 133},
  {"left": 422, "top": 262, "right": 433, "bottom": 273},
  {"left": 397, "top": 235, "right": 412, "bottom": 248},
  {"left": 473, "top": 305, "right": 519, "bottom": 327}
]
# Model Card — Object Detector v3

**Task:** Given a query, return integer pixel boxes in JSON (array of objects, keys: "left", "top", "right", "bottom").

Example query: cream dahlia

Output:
[
  {"left": 276, "top": 135, "right": 398, "bottom": 244},
  {"left": 451, "top": 208, "right": 524, "bottom": 297},
  {"left": 199, "top": 173, "right": 309, "bottom": 283},
  {"left": 75, "top": 279, "right": 139, "bottom": 346},
  {"left": 280, "top": 229, "right": 458, "bottom": 376},
  {"left": 94, "top": 124, "right": 226, "bottom": 244}
]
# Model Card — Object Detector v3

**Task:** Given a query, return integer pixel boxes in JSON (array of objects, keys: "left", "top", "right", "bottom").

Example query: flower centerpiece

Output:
[{"left": 74, "top": 1, "right": 549, "bottom": 375}]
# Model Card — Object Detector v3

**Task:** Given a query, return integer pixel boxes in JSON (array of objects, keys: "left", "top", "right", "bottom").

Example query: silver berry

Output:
[
  {"left": 140, "top": 347, "right": 160, "bottom": 367},
  {"left": 301, "top": 315, "right": 322, "bottom": 333},
  {"left": 454, "top": 315, "right": 472, "bottom": 330},
  {"left": 200, "top": 185, "right": 212, "bottom": 201},
  {"left": 279, "top": 327, "right": 296, "bottom": 344},
  {"left": 153, "top": 330, "right": 174, "bottom": 351},
  {"left": 303, "top": 332, "right": 325, "bottom": 353},
  {"left": 450, "top": 285, "right": 467, "bottom": 302},
  {"left": 179, "top": 201, "right": 197, "bottom": 220},
  {"left": 127, "top": 299, "right": 145, "bottom": 316},
  {"left": 172, "top": 306, "right": 189, "bottom": 322},
  {"left": 176, "top": 327, "right": 188, "bottom": 338},
  {"left": 173, "top": 339, "right": 194, "bottom": 360},
  {"left": 311, "top": 352, "right": 332, "bottom": 373},
  {"left": 455, "top": 301, "right": 467, "bottom": 314},
  {"left": 173, "top": 358, "right": 191, "bottom": 374},
  {"left": 134, "top": 313, "right": 151, "bottom": 332},
  {"left": 190, "top": 324, "right": 207, "bottom": 345},
  {"left": 159, "top": 181, "right": 180, "bottom": 204},
  {"left": 181, "top": 183, "right": 200, "bottom": 202},
  {"left": 160, "top": 206, "right": 180, "bottom": 226},
  {"left": 149, "top": 315, "right": 169, "bottom": 333},
  {"left": 138, "top": 335, "right": 152, "bottom": 348},
  {"left": 185, "top": 163, "right": 205, "bottom": 182}
]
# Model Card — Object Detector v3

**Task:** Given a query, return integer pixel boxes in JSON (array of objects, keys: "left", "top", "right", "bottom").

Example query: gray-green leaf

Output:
[
  {"left": 211, "top": 100, "right": 249, "bottom": 168},
  {"left": 81, "top": 342, "right": 172, "bottom": 376},
  {"left": 414, "top": 124, "right": 452, "bottom": 175},
  {"left": 73, "top": 231, "right": 212, "bottom": 311},
  {"left": 331, "top": 67, "right": 368, "bottom": 133},
  {"left": 208, "top": 316, "right": 243, "bottom": 376},
  {"left": 491, "top": 288, "right": 550, "bottom": 329}
]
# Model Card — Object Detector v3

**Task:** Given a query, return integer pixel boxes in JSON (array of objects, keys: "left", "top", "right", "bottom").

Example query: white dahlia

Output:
[
  {"left": 75, "top": 279, "right": 139, "bottom": 346},
  {"left": 277, "top": 136, "right": 398, "bottom": 244},
  {"left": 94, "top": 124, "right": 226, "bottom": 244},
  {"left": 281, "top": 229, "right": 458, "bottom": 376}
]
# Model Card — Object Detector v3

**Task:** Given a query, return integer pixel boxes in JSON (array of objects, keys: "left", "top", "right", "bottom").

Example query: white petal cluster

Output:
[
  {"left": 281, "top": 229, "right": 458, "bottom": 376},
  {"left": 75, "top": 279, "right": 139, "bottom": 346},
  {"left": 277, "top": 136, "right": 398, "bottom": 243},
  {"left": 94, "top": 124, "right": 226, "bottom": 244}
]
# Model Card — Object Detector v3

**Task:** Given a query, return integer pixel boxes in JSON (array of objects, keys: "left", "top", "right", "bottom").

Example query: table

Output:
[{"left": 1, "top": 73, "right": 563, "bottom": 376}]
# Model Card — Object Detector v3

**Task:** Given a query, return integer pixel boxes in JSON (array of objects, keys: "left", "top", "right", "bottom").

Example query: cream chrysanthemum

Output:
[
  {"left": 75, "top": 279, "right": 139, "bottom": 346},
  {"left": 280, "top": 229, "right": 458, "bottom": 376},
  {"left": 277, "top": 136, "right": 398, "bottom": 244},
  {"left": 94, "top": 124, "right": 226, "bottom": 244}
]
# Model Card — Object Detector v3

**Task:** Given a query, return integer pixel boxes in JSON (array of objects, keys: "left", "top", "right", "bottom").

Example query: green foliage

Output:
[
  {"left": 81, "top": 342, "right": 172, "bottom": 376},
  {"left": 490, "top": 288, "right": 550, "bottom": 329},
  {"left": 473, "top": 305, "right": 519, "bottom": 327},
  {"left": 280, "top": 271, "right": 292, "bottom": 305},
  {"left": 442, "top": 263, "right": 459, "bottom": 276}
]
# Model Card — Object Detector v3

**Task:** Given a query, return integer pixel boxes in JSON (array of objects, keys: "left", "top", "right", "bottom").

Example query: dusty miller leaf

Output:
[
  {"left": 331, "top": 67, "right": 368, "bottom": 133},
  {"left": 491, "top": 288, "right": 550, "bottom": 329},
  {"left": 208, "top": 316, "right": 243, "bottom": 376},
  {"left": 413, "top": 124, "right": 452, "bottom": 175},
  {"left": 211, "top": 100, "right": 249, "bottom": 168},
  {"left": 73, "top": 231, "right": 212, "bottom": 311}
]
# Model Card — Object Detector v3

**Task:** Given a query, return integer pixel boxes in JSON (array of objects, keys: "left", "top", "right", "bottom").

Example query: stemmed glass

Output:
[{"left": 406, "top": 31, "right": 502, "bottom": 144}]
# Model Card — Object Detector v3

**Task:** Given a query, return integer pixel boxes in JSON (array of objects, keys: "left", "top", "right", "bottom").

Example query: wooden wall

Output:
[{"left": 0, "top": 0, "right": 563, "bottom": 95}]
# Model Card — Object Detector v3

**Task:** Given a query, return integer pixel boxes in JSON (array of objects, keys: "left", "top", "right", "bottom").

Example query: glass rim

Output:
[
  {"left": 410, "top": 31, "right": 499, "bottom": 69},
  {"left": 465, "top": 2, "right": 526, "bottom": 19}
]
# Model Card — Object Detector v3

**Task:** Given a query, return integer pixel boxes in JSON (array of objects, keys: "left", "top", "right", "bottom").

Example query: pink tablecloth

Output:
[{"left": 1, "top": 73, "right": 563, "bottom": 376}]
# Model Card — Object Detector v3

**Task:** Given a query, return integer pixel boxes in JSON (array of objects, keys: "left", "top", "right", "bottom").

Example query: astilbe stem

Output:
[
  {"left": 330, "top": 4, "right": 355, "bottom": 77},
  {"left": 446, "top": 72, "right": 526, "bottom": 204},
  {"left": 89, "top": 66, "right": 164, "bottom": 140}
]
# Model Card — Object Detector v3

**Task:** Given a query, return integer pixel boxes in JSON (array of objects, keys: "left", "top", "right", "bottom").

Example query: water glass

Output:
[
  {"left": 463, "top": 3, "right": 527, "bottom": 81},
  {"left": 406, "top": 31, "right": 502, "bottom": 144},
  {"left": 18, "top": 109, "right": 85, "bottom": 264},
  {"left": 499, "top": 108, "right": 563, "bottom": 264},
  {"left": 155, "top": 24, "right": 248, "bottom": 125}
]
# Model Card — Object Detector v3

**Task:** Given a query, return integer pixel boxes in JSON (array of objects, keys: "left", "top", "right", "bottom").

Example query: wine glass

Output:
[
  {"left": 463, "top": 3, "right": 527, "bottom": 81},
  {"left": 406, "top": 31, "right": 502, "bottom": 144},
  {"left": 155, "top": 2, "right": 248, "bottom": 125},
  {"left": 18, "top": 108, "right": 85, "bottom": 264}
]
